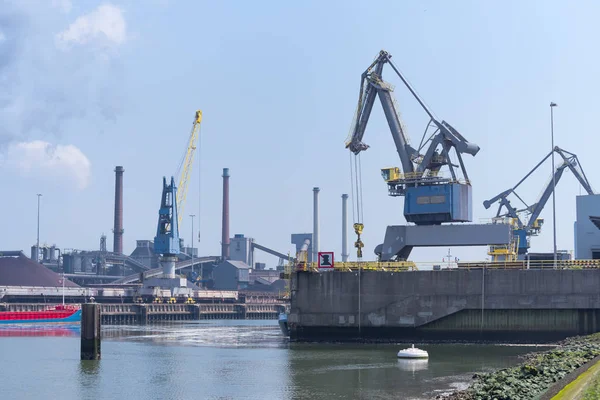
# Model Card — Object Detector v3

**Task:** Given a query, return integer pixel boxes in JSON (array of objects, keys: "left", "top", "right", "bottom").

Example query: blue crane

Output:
[
  {"left": 153, "top": 176, "right": 180, "bottom": 278},
  {"left": 346, "top": 50, "right": 480, "bottom": 226},
  {"left": 483, "top": 146, "right": 594, "bottom": 256}
]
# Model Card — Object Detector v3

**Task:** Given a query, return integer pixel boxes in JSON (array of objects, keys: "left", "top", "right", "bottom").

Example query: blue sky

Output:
[{"left": 1, "top": 0, "right": 599, "bottom": 266}]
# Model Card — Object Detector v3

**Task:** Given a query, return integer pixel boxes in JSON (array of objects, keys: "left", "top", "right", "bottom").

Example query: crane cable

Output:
[{"left": 349, "top": 152, "right": 365, "bottom": 260}]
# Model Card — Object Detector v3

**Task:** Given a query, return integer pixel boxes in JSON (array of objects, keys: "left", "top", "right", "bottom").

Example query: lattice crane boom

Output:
[{"left": 176, "top": 110, "right": 202, "bottom": 227}]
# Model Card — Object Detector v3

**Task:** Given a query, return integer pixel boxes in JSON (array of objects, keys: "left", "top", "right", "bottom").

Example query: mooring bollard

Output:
[{"left": 81, "top": 298, "right": 101, "bottom": 360}]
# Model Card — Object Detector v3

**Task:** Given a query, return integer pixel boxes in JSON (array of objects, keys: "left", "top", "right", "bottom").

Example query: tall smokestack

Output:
[
  {"left": 313, "top": 187, "right": 320, "bottom": 264},
  {"left": 221, "top": 168, "right": 230, "bottom": 260},
  {"left": 342, "top": 194, "right": 349, "bottom": 262},
  {"left": 113, "top": 166, "right": 124, "bottom": 254}
]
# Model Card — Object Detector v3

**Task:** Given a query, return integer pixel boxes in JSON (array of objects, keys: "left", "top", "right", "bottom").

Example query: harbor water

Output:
[{"left": 0, "top": 320, "right": 548, "bottom": 399}]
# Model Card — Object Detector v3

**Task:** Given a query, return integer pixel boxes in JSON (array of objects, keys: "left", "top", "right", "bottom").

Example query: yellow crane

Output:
[{"left": 175, "top": 110, "right": 202, "bottom": 228}]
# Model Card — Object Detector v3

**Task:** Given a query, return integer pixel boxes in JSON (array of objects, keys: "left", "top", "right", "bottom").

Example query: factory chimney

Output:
[
  {"left": 342, "top": 194, "right": 349, "bottom": 262},
  {"left": 113, "top": 166, "right": 124, "bottom": 254},
  {"left": 313, "top": 187, "right": 320, "bottom": 264},
  {"left": 221, "top": 168, "right": 230, "bottom": 260}
]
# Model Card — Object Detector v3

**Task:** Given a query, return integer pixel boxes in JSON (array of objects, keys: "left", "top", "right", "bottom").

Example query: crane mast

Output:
[
  {"left": 483, "top": 146, "right": 594, "bottom": 257},
  {"left": 176, "top": 110, "right": 202, "bottom": 228},
  {"left": 345, "top": 50, "right": 480, "bottom": 225},
  {"left": 154, "top": 176, "right": 180, "bottom": 278}
]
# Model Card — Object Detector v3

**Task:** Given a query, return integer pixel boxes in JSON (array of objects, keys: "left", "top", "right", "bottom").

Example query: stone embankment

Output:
[{"left": 438, "top": 334, "right": 600, "bottom": 400}]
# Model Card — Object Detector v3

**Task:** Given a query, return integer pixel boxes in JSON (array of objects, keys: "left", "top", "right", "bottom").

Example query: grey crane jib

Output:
[
  {"left": 346, "top": 50, "right": 480, "bottom": 185},
  {"left": 483, "top": 146, "right": 595, "bottom": 234}
]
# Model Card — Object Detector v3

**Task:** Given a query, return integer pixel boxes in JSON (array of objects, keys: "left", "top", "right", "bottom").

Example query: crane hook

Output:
[{"left": 353, "top": 223, "right": 364, "bottom": 259}]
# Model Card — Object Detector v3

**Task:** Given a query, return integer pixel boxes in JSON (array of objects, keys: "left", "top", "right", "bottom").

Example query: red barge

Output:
[{"left": 0, "top": 305, "right": 81, "bottom": 324}]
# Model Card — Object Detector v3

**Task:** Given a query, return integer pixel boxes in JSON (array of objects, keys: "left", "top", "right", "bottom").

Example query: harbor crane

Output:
[
  {"left": 345, "top": 50, "right": 480, "bottom": 227},
  {"left": 346, "top": 50, "right": 513, "bottom": 262},
  {"left": 154, "top": 176, "right": 181, "bottom": 278},
  {"left": 483, "top": 146, "right": 594, "bottom": 258},
  {"left": 175, "top": 110, "right": 202, "bottom": 228}
]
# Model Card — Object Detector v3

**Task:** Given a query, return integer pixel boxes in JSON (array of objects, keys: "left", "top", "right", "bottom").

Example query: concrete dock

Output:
[{"left": 289, "top": 269, "right": 600, "bottom": 343}]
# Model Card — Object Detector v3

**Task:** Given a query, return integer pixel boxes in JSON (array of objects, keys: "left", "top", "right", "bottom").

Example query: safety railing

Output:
[
  {"left": 381, "top": 168, "right": 470, "bottom": 185},
  {"left": 295, "top": 261, "right": 418, "bottom": 272},
  {"left": 456, "top": 259, "right": 600, "bottom": 270},
  {"left": 292, "top": 259, "right": 600, "bottom": 272}
]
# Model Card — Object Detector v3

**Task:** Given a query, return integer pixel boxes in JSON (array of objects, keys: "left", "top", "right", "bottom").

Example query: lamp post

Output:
[
  {"left": 550, "top": 102, "right": 558, "bottom": 269},
  {"left": 190, "top": 214, "right": 195, "bottom": 277},
  {"left": 36, "top": 193, "right": 42, "bottom": 263}
]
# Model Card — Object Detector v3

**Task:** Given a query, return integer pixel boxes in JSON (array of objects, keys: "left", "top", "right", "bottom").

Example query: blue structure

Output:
[
  {"left": 153, "top": 177, "right": 180, "bottom": 256},
  {"left": 404, "top": 183, "right": 472, "bottom": 224}
]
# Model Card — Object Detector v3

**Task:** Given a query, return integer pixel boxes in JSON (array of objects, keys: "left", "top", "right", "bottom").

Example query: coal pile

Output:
[{"left": 0, "top": 253, "right": 79, "bottom": 287}]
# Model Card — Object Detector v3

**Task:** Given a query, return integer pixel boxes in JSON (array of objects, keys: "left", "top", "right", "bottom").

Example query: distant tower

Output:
[
  {"left": 221, "top": 168, "right": 230, "bottom": 260},
  {"left": 100, "top": 234, "right": 107, "bottom": 253},
  {"left": 113, "top": 166, "right": 124, "bottom": 254},
  {"left": 313, "top": 187, "right": 320, "bottom": 263}
]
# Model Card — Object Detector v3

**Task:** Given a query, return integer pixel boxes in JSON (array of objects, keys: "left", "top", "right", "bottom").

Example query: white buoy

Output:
[{"left": 397, "top": 344, "right": 429, "bottom": 359}]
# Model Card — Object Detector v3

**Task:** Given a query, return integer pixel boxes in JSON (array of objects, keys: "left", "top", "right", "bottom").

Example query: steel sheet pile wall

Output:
[{"left": 289, "top": 269, "right": 600, "bottom": 342}]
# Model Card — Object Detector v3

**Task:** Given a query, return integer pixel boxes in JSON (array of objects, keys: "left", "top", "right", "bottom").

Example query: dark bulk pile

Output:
[
  {"left": 440, "top": 335, "right": 600, "bottom": 400},
  {"left": 0, "top": 254, "right": 79, "bottom": 287}
]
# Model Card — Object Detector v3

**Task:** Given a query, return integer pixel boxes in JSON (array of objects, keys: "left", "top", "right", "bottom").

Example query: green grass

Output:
[{"left": 582, "top": 376, "right": 600, "bottom": 399}]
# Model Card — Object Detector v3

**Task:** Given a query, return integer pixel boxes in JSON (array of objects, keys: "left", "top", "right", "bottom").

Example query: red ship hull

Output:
[{"left": 0, "top": 305, "right": 81, "bottom": 324}]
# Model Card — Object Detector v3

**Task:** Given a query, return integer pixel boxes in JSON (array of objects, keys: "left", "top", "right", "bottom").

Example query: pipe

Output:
[
  {"left": 113, "top": 166, "right": 124, "bottom": 254},
  {"left": 342, "top": 194, "right": 349, "bottom": 262},
  {"left": 221, "top": 168, "right": 230, "bottom": 260},
  {"left": 313, "top": 187, "right": 320, "bottom": 265},
  {"left": 300, "top": 239, "right": 311, "bottom": 253}
]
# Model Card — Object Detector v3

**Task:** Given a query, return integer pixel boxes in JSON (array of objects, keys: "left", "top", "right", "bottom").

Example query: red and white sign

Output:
[{"left": 318, "top": 252, "right": 334, "bottom": 270}]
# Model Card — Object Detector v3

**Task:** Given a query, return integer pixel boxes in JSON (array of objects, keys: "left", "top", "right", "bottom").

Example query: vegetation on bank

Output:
[
  {"left": 439, "top": 334, "right": 600, "bottom": 400},
  {"left": 582, "top": 376, "right": 600, "bottom": 399}
]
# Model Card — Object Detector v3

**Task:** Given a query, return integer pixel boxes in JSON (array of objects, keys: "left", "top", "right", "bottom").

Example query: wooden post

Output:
[{"left": 81, "top": 301, "right": 101, "bottom": 360}]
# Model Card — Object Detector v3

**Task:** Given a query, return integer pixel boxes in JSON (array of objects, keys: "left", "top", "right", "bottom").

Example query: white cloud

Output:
[
  {"left": 2, "top": 140, "right": 91, "bottom": 189},
  {"left": 52, "top": 0, "right": 72, "bottom": 13},
  {"left": 0, "top": 2, "right": 126, "bottom": 143},
  {"left": 56, "top": 4, "right": 126, "bottom": 48}
]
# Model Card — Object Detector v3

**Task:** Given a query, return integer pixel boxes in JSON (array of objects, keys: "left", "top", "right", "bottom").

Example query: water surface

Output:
[{"left": 0, "top": 321, "right": 548, "bottom": 400}]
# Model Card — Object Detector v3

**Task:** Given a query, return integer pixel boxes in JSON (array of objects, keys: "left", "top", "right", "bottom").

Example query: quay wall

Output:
[
  {"left": 288, "top": 269, "right": 600, "bottom": 342},
  {"left": 0, "top": 303, "right": 286, "bottom": 323}
]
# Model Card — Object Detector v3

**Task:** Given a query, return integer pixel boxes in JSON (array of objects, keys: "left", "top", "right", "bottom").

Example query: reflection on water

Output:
[
  {"left": 0, "top": 323, "right": 80, "bottom": 337},
  {"left": 79, "top": 360, "right": 100, "bottom": 376},
  {"left": 0, "top": 321, "right": 550, "bottom": 400},
  {"left": 397, "top": 358, "right": 429, "bottom": 373},
  {"left": 101, "top": 320, "right": 288, "bottom": 349}
]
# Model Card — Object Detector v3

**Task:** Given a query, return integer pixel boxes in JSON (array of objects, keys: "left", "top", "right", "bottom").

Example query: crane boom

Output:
[
  {"left": 176, "top": 110, "right": 202, "bottom": 228},
  {"left": 483, "top": 146, "right": 594, "bottom": 256},
  {"left": 372, "top": 75, "right": 416, "bottom": 174}
]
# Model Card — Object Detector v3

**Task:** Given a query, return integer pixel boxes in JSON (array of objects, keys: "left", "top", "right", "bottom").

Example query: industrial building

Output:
[
  {"left": 575, "top": 194, "right": 600, "bottom": 259},
  {"left": 212, "top": 260, "right": 250, "bottom": 290}
]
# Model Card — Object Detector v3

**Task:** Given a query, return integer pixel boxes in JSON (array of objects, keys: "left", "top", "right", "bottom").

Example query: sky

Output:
[{"left": 1, "top": 0, "right": 599, "bottom": 267}]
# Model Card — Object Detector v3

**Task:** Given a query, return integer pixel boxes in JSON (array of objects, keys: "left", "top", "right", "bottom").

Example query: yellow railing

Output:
[
  {"left": 381, "top": 167, "right": 470, "bottom": 185},
  {"left": 294, "top": 261, "right": 418, "bottom": 272},
  {"left": 292, "top": 259, "right": 600, "bottom": 272},
  {"left": 457, "top": 259, "right": 600, "bottom": 270}
]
